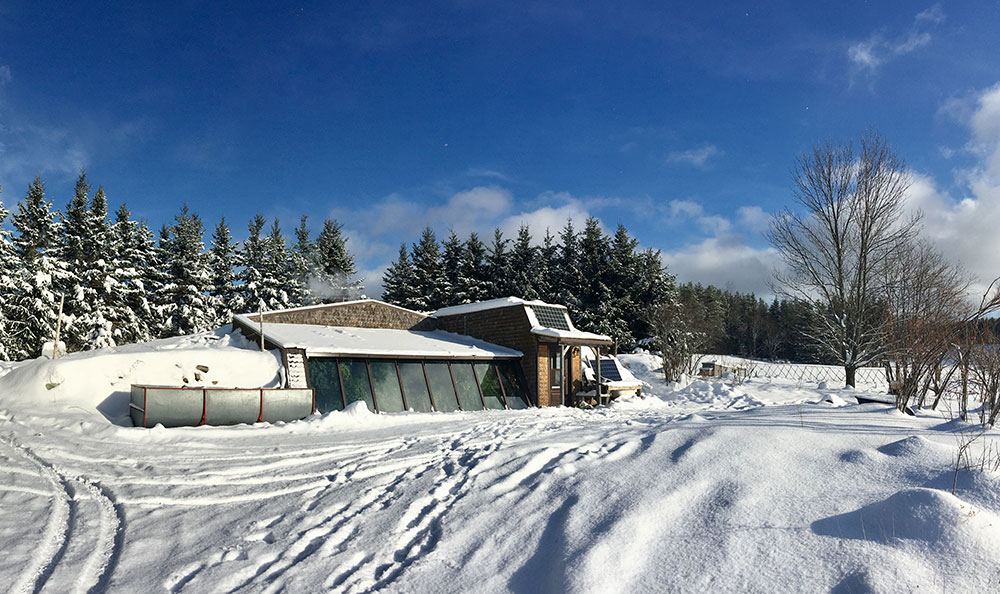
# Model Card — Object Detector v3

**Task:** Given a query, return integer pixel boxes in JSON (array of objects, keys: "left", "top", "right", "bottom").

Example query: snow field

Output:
[{"left": 0, "top": 334, "right": 998, "bottom": 592}]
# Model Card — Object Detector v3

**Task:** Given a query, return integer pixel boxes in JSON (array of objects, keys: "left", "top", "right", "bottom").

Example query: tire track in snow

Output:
[{"left": 1, "top": 435, "right": 123, "bottom": 594}]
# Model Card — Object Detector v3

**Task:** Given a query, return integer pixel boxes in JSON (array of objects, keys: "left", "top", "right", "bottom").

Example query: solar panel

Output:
[
  {"left": 530, "top": 305, "right": 571, "bottom": 331},
  {"left": 598, "top": 359, "right": 622, "bottom": 382}
]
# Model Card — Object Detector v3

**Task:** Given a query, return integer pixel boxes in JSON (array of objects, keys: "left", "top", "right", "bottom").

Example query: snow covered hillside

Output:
[{"left": 0, "top": 334, "right": 998, "bottom": 593}]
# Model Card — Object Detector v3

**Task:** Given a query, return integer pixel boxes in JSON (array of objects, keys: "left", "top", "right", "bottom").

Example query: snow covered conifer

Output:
[
  {"left": 410, "top": 227, "right": 443, "bottom": 311},
  {"left": 509, "top": 224, "right": 539, "bottom": 300},
  {"left": 575, "top": 217, "right": 613, "bottom": 335},
  {"left": 263, "top": 219, "right": 297, "bottom": 310},
  {"left": 440, "top": 230, "right": 468, "bottom": 306},
  {"left": 0, "top": 193, "right": 17, "bottom": 360},
  {"left": 382, "top": 243, "right": 418, "bottom": 309},
  {"left": 209, "top": 217, "right": 241, "bottom": 321},
  {"left": 110, "top": 203, "right": 156, "bottom": 344},
  {"left": 554, "top": 219, "right": 584, "bottom": 317},
  {"left": 537, "top": 229, "right": 557, "bottom": 302},
  {"left": 313, "top": 218, "right": 363, "bottom": 303},
  {"left": 485, "top": 228, "right": 513, "bottom": 299},
  {"left": 462, "top": 232, "right": 489, "bottom": 304},
  {"left": 10, "top": 177, "right": 65, "bottom": 358},
  {"left": 161, "top": 205, "right": 214, "bottom": 336}
]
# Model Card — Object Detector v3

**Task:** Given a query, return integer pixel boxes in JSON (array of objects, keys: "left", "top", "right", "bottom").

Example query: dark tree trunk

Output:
[{"left": 845, "top": 365, "right": 857, "bottom": 388}]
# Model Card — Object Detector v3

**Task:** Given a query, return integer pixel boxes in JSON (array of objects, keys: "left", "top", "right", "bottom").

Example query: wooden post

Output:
[
  {"left": 53, "top": 294, "right": 65, "bottom": 360},
  {"left": 258, "top": 300, "right": 265, "bottom": 352},
  {"left": 595, "top": 345, "right": 602, "bottom": 404}
]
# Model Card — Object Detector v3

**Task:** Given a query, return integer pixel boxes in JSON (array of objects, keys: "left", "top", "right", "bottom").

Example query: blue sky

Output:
[{"left": 1, "top": 2, "right": 999, "bottom": 297}]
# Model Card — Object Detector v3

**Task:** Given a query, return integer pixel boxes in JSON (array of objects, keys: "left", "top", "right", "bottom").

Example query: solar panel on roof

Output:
[
  {"left": 598, "top": 359, "right": 622, "bottom": 382},
  {"left": 530, "top": 305, "right": 571, "bottom": 331}
]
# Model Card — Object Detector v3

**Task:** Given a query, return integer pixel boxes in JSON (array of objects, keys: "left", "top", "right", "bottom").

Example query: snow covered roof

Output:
[
  {"left": 237, "top": 298, "right": 428, "bottom": 321},
  {"left": 432, "top": 297, "right": 543, "bottom": 317},
  {"left": 233, "top": 315, "right": 522, "bottom": 359},
  {"left": 434, "top": 297, "right": 614, "bottom": 345}
]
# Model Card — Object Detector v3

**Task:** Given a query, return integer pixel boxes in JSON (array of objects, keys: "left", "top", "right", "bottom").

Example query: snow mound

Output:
[
  {"left": 0, "top": 328, "right": 282, "bottom": 425},
  {"left": 877, "top": 435, "right": 955, "bottom": 460},
  {"left": 813, "top": 488, "right": 1000, "bottom": 553}
]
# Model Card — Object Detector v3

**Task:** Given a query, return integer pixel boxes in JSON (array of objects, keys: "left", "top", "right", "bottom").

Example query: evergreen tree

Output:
[
  {"left": 264, "top": 219, "right": 298, "bottom": 309},
  {"left": 537, "top": 229, "right": 557, "bottom": 302},
  {"left": 56, "top": 170, "right": 93, "bottom": 350},
  {"left": 574, "top": 217, "right": 612, "bottom": 334},
  {"left": 209, "top": 216, "right": 240, "bottom": 321},
  {"left": 440, "top": 230, "right": 468, "bottom": 306},
  {"left": 238, "top": 214, "right": 269, "bottom": 312},
  {"left": 111, "top": 203, "right": 157, "bottom": 344},
  {"left": 462, "top": 232, "right": 489, "bottom": 303},
  {"left": 604, "top": 224, "right": 642, "bottom": 347},
  {"left": 485, "top": 228, "right": 513, "bottom": 299},
  {"left": 161, "top": 205, "right": 214, "bottom": 335},
  {"left": 10, "top": 178, "right": 65, "bottom": 358},
  {"left": 312, "top": 218, "right": 362, "bottom": 302},
  {"left": 0, "top": 193, "right": 16, "bottom": 360},
  {"left": 555, "top": 219, "right": 583, "bottom": 316},
  {"left": 509, "top": 224, "right": 540, "bottom": 300},
  {"left": 290, "top": 216, "right": 314, "bottom": 305},
  {"left": 71, "top": 186, "right": 119, "bottom": 349},
  {"left": 382, "top": 243, "right": 418, "bottom": 309},
  {"left": 410, "top": 227, "right": 443, "bottom": 310}
]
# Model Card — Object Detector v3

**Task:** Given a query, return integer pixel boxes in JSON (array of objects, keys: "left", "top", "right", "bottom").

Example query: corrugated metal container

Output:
[{"left": 130, "top": 385, "right": 315, "bottom": 428}]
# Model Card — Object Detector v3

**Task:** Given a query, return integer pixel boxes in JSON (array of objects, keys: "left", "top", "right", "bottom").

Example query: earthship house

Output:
[{"left": 232, "top": 297, "right": 621, "bottom": 413}]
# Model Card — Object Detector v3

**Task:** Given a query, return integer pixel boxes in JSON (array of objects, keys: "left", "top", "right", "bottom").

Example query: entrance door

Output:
[{"left": 549, "top": 348, "right": 562, "bottom": 405}]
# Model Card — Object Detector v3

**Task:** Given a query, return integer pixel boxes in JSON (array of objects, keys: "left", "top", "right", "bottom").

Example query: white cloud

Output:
[
  {"left": 0, "top": 122, "right": 88, "bottom": 187},
  {"left": 848, "top": 7, "right": 941, "bottom": 75},
  {"left": 668, "top": 199, "right": 704, "bottom": 219},
  {"left": 899, "top": 82, "right": 1000, "bottom": 297},
  {"left": 736, "top": 205, "right": 771, "bottom": 234},
  {"left": 498, "top": 198, "right": 593, "bottom": 243},
  {"left": 666, "top": 144, "right": 721, "bottom": 168},
  {"left": 661, "top": 235, "right": 781, "bottom": 297}
]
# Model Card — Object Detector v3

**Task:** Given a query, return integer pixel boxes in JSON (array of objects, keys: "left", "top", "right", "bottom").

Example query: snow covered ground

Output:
[{"left": 1, "top": 335, "right": 998, "bottom": 593}]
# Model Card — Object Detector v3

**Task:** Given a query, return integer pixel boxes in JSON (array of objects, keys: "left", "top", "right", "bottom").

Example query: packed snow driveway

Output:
[
  {"left": 1, "top": 339, "right": 998, "bottom": 592},
  {"left": 1, "top": 399, "right": 998, "bottom": 593}
]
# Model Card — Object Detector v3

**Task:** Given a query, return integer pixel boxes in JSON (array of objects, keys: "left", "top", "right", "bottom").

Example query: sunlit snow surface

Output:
[{"left": 1, "top": 338, "right": 998, "bottom": 593}]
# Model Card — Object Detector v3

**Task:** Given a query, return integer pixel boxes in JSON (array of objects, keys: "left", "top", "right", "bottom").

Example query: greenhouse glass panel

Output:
[
  {"left": 451, "top": 362, "right": 484, "bottom": 411},
  {"left": 308, "top": 357, "right": 344, "bottom": 413},
  {"left": 499, "top": 361, "right": 530, "bottom": 409},
  {"left": 338, "top": 359, "right": 375, "bottom": 412},
  {"left": 425, "top": 362, "right": 460, "bottom": 412},
  {"left": 370, "top": 360, "right": 405, "bottom": 413},
  {"left": 474, "top": 362, "right": 506, "bottom": 410},
  {"left": 398, "top": 362, "right": 433, "bottom": 412}
]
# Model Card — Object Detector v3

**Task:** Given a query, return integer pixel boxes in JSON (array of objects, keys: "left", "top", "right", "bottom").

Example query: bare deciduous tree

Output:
[{"left": 769, "top": 131, "right": 917, "bottom": 387}]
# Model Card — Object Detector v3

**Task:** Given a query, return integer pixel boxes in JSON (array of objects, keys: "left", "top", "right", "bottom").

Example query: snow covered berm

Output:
[{"left": 0, "top": 335, "right": 998, "bottom": 593}]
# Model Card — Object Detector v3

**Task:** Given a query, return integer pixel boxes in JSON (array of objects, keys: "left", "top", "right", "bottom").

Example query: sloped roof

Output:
[
  {"left": 233, "top": 315, "right": 521, "bottom": 359},
  {"left": 433, "top": 297, "right": 613, "bottom": 345}
]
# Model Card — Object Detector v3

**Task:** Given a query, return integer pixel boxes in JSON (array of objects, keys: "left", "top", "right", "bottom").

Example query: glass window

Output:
[
  {"left": 451, "top": 362, "right": 484, "bottom": 411},
  {"left": 425, "top": 362, "right": 460, "bottom": 412},
  {"left": 474, "top": 362, "right": 506, "bottom": 410},
  {"left": 338, "top": 359, "right": 375, "bottom": 412},
  {"left": 308, "top": 357, "right": 344, "bottom": 413},
  {"left": 499, "top": 361, "right": 531, "bottom": 409},
  {"left": 369, "top": 360, "right": 405, "bottom": 413},
  {"left": 398, "top": 362, "right": 433, "bottom": 412}
]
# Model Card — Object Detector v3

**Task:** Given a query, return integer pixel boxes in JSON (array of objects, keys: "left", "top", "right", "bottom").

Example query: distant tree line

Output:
[
  {"left": 0, "top": 172, "right": 362, "bottom": 361},
  {"left": 381, "top": 218, "right": 676, "bottom": 349}
]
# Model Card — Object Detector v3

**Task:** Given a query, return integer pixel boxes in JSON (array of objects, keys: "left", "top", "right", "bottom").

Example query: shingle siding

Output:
[{"left": 252, "top": 301, "right": 437, "bottom": 331}]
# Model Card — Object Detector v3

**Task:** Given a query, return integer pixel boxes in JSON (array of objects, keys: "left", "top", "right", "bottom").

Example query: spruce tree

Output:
[
  {"left": 575, "top": 217, "right": 612, "bottom": 335},
  {"left": 440, "top": 230, "right": 468, "bottom": 306},
  {"left": 239, "top": 214, "right": 268, "bottom": 312},
  {"left": 10, "top": 177, "right": 65, "bottom": 358},
  {"left": 290, "top": 215, "right": 314, "bottom": 305},
  {"left": 71, "top": 186, "right": 118, "bottom": 349},
  {"left": 537, "top": 229, "right": 557, "bottom": 302},
  {"left": 462, "top": 232, "right": 489, "bottom": 304},
  {"left": 111, "top": 203, "right": 156, "bottom": 344},
  {"left": 485, "top": 228, "right": 513, "bottom": 299},
  {"left": 263, "top": 219, "right": 297, "bottom": 309},
  {"left": 0, "top": 193, "right": 16, "bottom": 360},
  {"left": 209, "top": 217, "right": 240, "bottom": 322},
  {"left": 56, "top": 170, "right": 92, "bottom": 350},
  {"left": 313, "top": 218, "right": 362, "bottom": 302},
  {"left": 555, "top": 219, "right": 584, "bottom": 316},
  {"left": 509, "top": 224, "right": 539, "bottom": 300},
  {"left": 381, "top": 243, "right": 418, "bottom": 309},
  {"left": 161, "top": 205, "right": 214, "bottom": 335},
  {"left": 410, "top": 227, "right": 443, "bottom": 311}
]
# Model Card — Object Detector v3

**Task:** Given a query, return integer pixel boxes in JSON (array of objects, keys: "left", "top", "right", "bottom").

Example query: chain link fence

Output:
[{"left": 692, "top": 354, "right": 888, "bottom": 390}]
